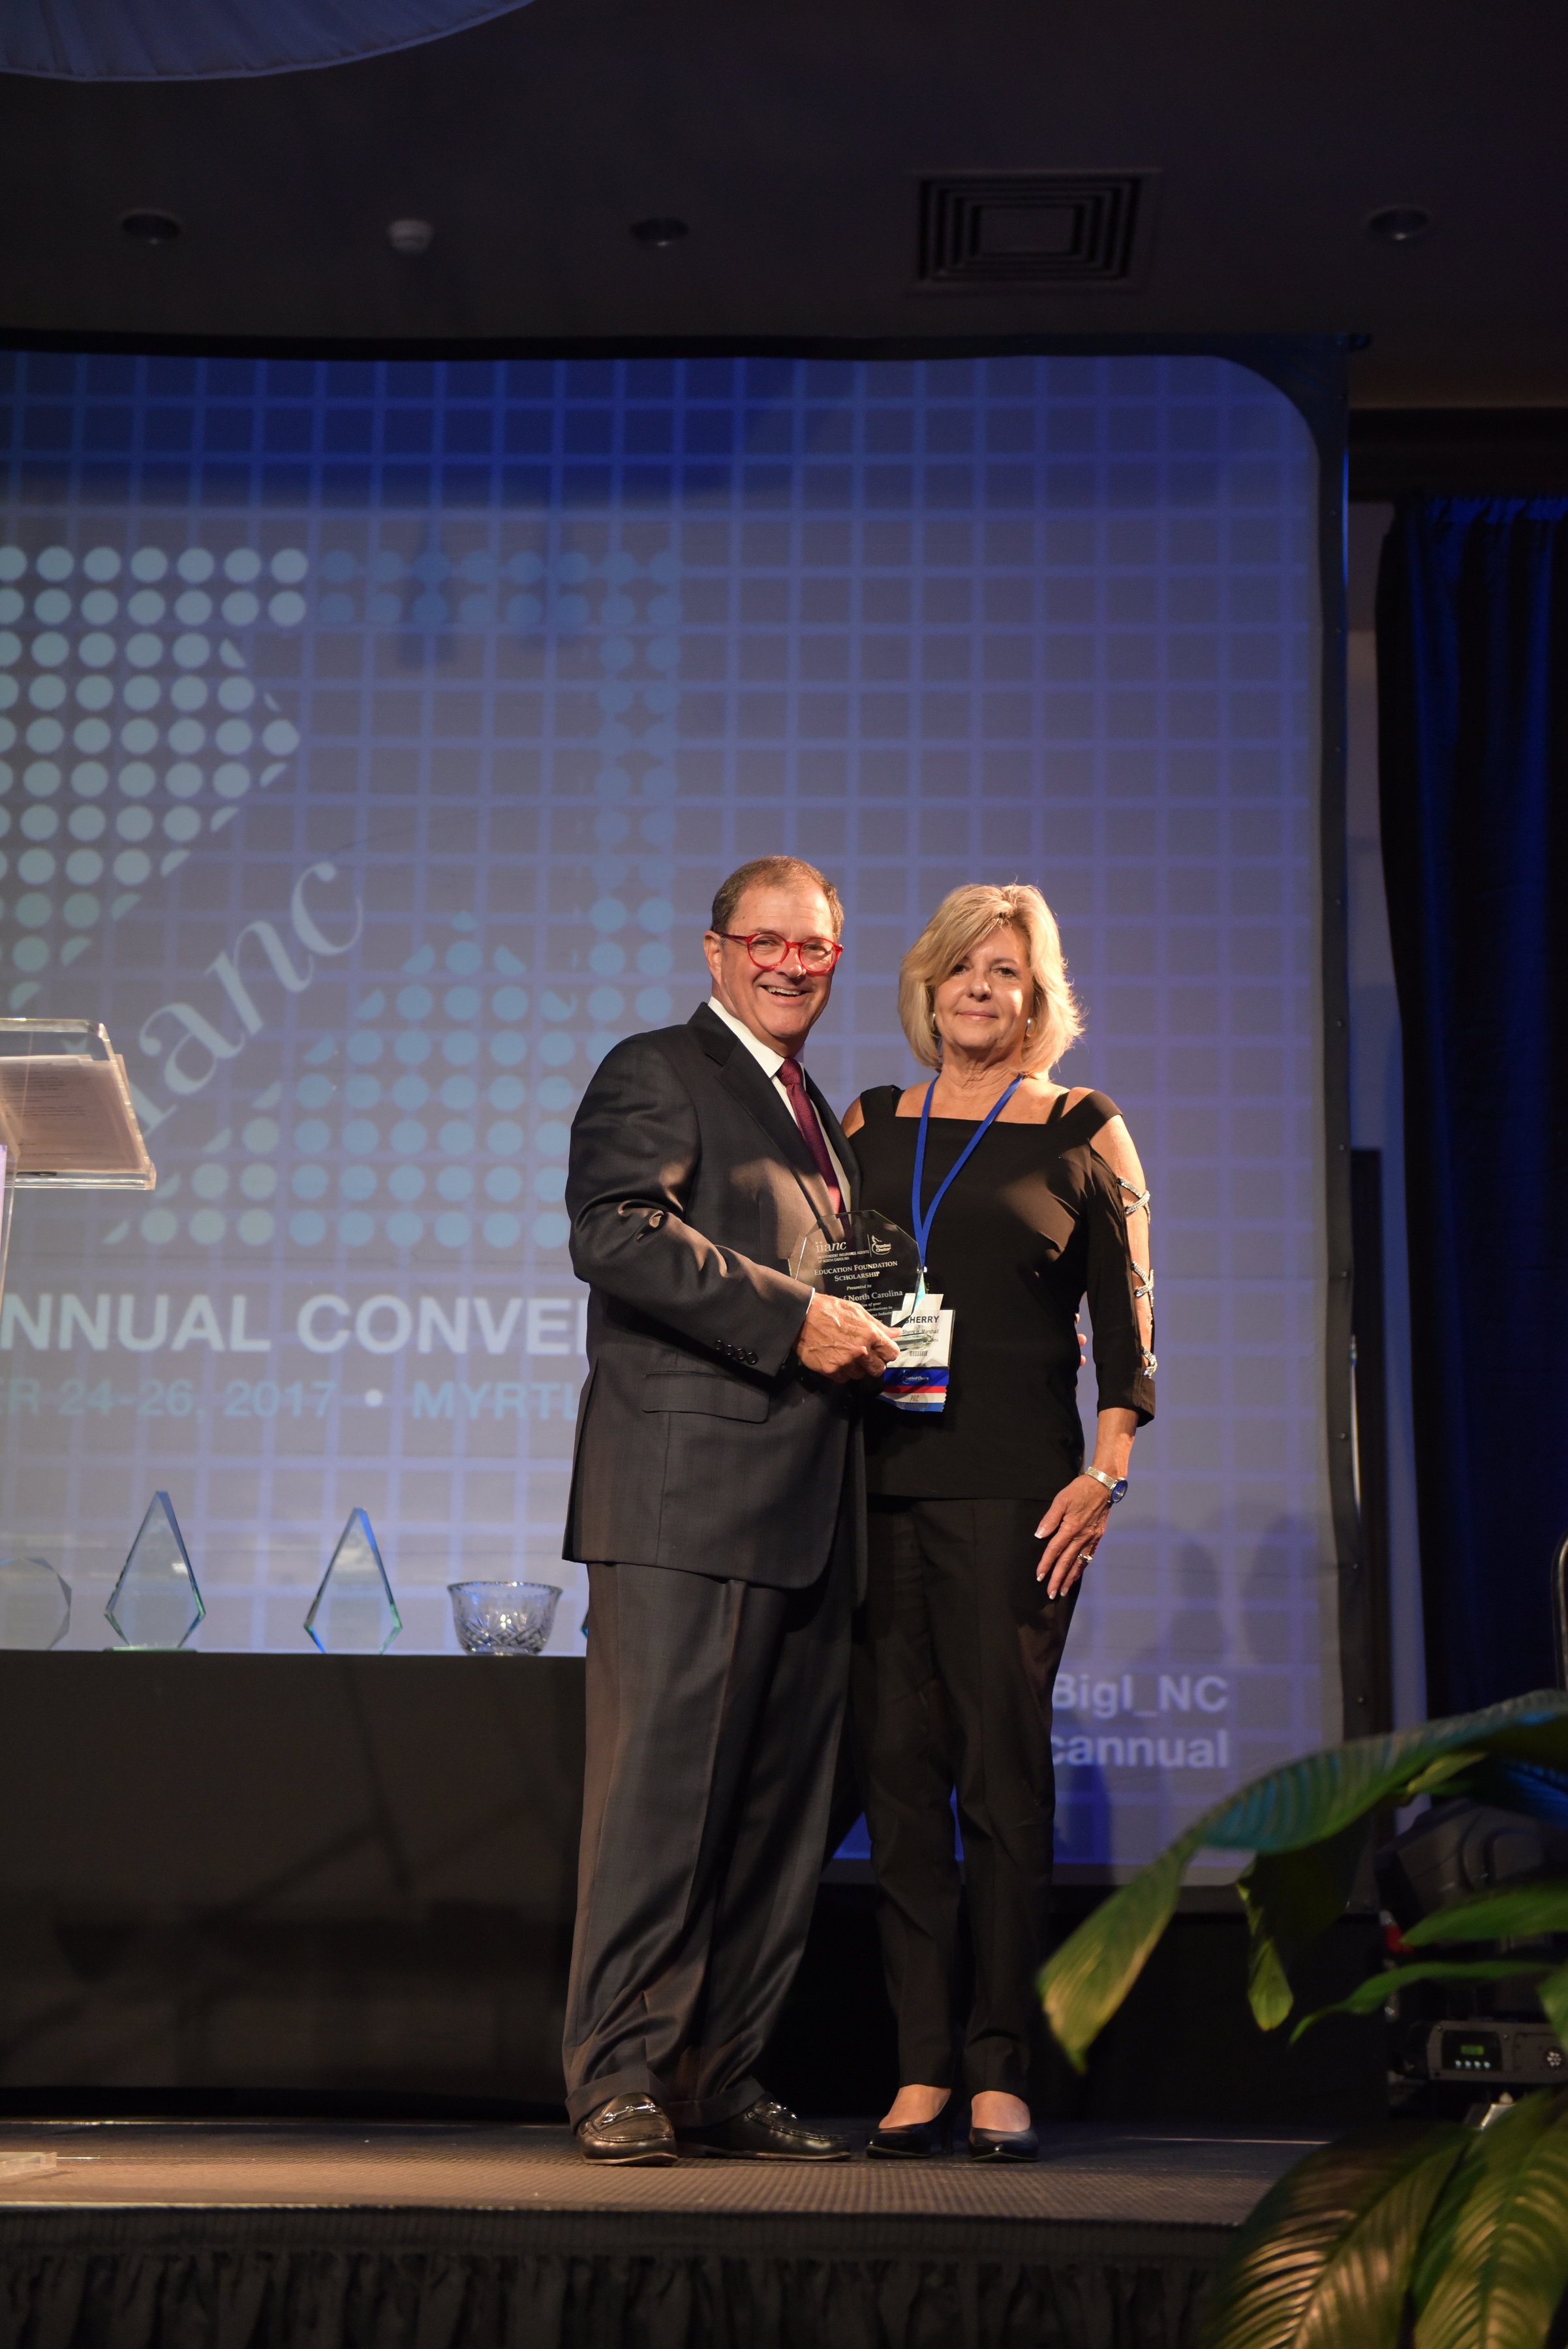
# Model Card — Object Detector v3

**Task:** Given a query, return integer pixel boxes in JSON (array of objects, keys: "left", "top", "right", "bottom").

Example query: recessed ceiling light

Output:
[
  {"left": 1366, "top": 206, "right": 1430, "bottom": 244},
  {"left": 121, "top": 210, "right": 181, "bottom": 245},
  {"left": 630, "top": 217, "right": 688, "bottom": 249},
  {"left": 388, "top": 218, "right": 435, "bottom": 255}
]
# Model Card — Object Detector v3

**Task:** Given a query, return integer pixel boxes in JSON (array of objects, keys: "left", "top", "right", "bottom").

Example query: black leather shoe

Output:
[
  {"left": 867, "top": 2107, "right": 952, "bottom": 2158},
  {"left": 677, "top": 2097, "right": 849, "bottom": 2162},
  {"left": 575, "top": 2094, "right": 677, "bottom": 2165},
  {"left": 968, "top": 2123, "right": 1038, "bottom": 2162}
]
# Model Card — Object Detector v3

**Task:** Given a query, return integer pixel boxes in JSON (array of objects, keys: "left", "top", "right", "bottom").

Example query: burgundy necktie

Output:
[{"left": 777, "top": 1056, "right": 845, "bottom": 1219}]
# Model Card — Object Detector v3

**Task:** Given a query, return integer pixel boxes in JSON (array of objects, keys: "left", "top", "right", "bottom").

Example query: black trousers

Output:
[
  {"left": 850, "top": 1495, "right": 1077, "bottom": 2104},
  {"left": 561, "top": 1546, "right": 852, "bottom": 2130}
]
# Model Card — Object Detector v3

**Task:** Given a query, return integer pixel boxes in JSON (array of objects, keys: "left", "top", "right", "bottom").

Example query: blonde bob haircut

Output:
[{"left": 899, "top": 883, "right": 1083, "bottom": 1076}]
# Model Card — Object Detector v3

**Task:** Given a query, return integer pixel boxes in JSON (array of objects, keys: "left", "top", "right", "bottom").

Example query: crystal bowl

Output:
[{"left": 448, "top": 1579, "right": 562, "bottom": 1656}]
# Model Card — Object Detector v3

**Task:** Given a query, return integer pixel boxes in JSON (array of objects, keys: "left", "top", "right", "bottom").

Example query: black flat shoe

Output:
[
  {"left": 968, "top": 2123, "right": 1038, "bottom": 2162},
  {"left": 677, "top": 2096, "right": 848, "bottom": 2162},
  {"left": 575, "top": 2094, "right": 677, "bottom": 2166},
  {"left": 866, "top": 2110, "right": 952, "bottom": 2158}
]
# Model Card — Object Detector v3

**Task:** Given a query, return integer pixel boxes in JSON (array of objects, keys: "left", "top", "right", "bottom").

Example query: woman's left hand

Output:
[{"left": 1035, "top": 1477, "right": 1113, "bottom": 1600}]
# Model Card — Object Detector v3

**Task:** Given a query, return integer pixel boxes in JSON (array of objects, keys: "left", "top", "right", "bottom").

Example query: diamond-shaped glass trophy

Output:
[
  {"left": 305, "top": 1509, "right": 402, "bottom": 1655},
  {"left": 792, "top": 1208, "right": 923, "bottom": 1324},
  {"left": 0, "top": 1554, "right": 72, "bottom": 1650},
  {"left": 106, "top": 1492, "right": 204, "bottom": 1649}
]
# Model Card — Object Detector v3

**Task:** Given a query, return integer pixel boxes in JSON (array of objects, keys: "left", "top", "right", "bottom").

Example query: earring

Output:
[{"left": 1026, "top": 1017, "right": 1034, "bottom": 1035}]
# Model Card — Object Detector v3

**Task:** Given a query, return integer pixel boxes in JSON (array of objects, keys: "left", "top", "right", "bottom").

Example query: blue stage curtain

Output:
[{"left": 1377, "top": 498, "right": 1568, "bottom": 1712}]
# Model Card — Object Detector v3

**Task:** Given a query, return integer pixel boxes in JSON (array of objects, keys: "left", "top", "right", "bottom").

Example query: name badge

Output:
[{"left": 880, "top": 1291, "right": 954, "bottom": 1414}]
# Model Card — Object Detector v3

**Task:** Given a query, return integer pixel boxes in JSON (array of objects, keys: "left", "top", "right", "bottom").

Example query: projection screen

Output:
[{"left": 0, "top": 349, "right": 1338, "bottom": 1875}]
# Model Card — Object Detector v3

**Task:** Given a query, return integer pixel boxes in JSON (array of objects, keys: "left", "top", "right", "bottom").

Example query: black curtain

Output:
[
  {"left": 0, "top": 2217, "right": 1218, "bottom": 2349},
  {"left": 1377, "top": 498, "right": 1568, "bottom": 1713}
]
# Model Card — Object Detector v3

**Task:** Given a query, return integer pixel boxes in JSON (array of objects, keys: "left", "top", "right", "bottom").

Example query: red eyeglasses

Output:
[{"left": 715, "top": 931, "right": 844, "bottom": 973}]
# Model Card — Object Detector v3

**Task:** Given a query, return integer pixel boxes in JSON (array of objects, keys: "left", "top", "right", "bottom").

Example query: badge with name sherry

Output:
[
  {"left": 879, "top": 1291, "right": 953, "bottom": 1414},
  {"left": 792, "top": 1208, "right": 922, "bottom": 1325}
]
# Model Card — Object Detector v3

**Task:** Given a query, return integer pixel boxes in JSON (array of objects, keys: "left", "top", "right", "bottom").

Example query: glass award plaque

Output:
[
  {"left": 0, "top": 1554, "right": 72, "bottom": 1650},
  {"left": 106, "top": 1492, "right": 204, "bottom": 1649},
  {"left": 792, "top": 1208, "right": 922, "bottom": 1325},
  {"left": 305, "top": 1509, "right": 402, "bottom": 1655}
]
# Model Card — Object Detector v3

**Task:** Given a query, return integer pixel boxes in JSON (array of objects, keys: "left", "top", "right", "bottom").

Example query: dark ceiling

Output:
[{"left": 2, "top": 0, "right": 1565, "bottom": 413}]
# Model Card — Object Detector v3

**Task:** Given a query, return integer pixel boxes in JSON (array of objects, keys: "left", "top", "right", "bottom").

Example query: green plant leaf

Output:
[
  {"left": 1535, "top": 1962, "right": 1568, "bottom": 2044},
  {"left": 1039, "top": 1840, "right": 1191, "bottom": 2072},
  {"left": 1238, "top": 1817, "right": 1371, "bottom": 2031},
  {"left": 1401, "top": 1753, "right": 1493, "bottom": 1800},
  {"left": 1413, "top": 2088, "right": 1568, "bottom": 2349},
  {"left": 1041, "top": 1691, "right": 1568, "bottom": 2071},
  {"left": 1291, "top": 1959, "right": 1550, "bottom": 2042},
  {"left": 1197, "top": 2124, "right": 1467, "bottom": 2349},
  {"left": 1243, "top": 1929, "right": 1295, "bottom": 2038},
  {"left": 1400, "top": 1881, "right": 1568, "bottom": 1948},
  {"left": 1192, "top": 1699, "right": 1568, "bottom": 1862}
]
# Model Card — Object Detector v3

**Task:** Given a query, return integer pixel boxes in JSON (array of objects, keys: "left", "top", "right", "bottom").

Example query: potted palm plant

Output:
[{"left": 1039, "top": 1691, "right": 1568, "bottom": 2348}]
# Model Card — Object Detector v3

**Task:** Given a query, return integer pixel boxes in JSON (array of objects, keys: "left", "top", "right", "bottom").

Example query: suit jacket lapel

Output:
[{"left": 691, "top": 1006, "right": 842, "bottom": 1239}]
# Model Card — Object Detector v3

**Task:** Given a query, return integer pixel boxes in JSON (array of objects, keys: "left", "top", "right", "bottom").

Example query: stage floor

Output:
[{"left": 0, "top": 2117, "right": 1317, "bottom": 2226}]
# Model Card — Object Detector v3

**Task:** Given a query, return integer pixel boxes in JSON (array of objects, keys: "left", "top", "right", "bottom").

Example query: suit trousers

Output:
[
  {"left": 562, "top": 1545, "right": 852, "bottom": 2130},
  {"left": 850, "top": 1495, "right": 1078, "bottom": 2104}
]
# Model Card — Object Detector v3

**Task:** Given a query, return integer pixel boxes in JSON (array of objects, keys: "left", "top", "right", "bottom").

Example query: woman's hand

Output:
[{"left": 1034, "top": 1476, "right": 1113, "bottom": 1599}]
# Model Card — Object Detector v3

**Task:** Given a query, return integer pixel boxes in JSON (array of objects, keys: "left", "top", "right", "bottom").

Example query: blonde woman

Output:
[{"left": 842, "top": 882, "right": 1155, "bottom": 2162}]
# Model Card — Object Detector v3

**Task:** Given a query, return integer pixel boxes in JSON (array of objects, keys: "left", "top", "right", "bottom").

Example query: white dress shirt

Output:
[{"left": 705, "top": 996, "right": 850, "bottom": 1203}]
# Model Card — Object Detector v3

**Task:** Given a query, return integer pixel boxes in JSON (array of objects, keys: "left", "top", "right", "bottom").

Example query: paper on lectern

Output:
[{"left": 0, "top": 1054, "right": 154, "bottom": 1182}]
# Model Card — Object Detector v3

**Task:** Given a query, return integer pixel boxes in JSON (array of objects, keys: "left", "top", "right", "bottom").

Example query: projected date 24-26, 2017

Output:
[
  {"left": 0, "top": 1378, "right": 338, "bottom": 1420},
  {"left": 0, "top": 1377, "right": 583, "bottom": 1422}
]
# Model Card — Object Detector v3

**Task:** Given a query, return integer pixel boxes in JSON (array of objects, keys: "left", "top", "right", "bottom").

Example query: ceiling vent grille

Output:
[{"left": 917, "top": 174, "right": 1149, "bottom": 288}]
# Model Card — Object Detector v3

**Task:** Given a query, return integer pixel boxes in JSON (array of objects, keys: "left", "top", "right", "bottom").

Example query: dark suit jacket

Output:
[{"left": 562, "top": 1004, "right": 864, "bottom": 1589}]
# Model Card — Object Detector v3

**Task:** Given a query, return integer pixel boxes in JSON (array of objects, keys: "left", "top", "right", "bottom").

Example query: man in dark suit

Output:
[{"left": 561, "top": 854, "right": 898, "bottom": 2164}]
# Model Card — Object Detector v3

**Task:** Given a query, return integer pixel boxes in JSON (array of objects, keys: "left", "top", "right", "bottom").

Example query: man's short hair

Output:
[{"left": 710, "top": 856, "right": 844, "bottom": 939}]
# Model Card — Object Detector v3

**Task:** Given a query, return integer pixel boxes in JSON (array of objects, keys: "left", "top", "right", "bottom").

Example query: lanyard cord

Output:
[{"left": 911, "top": 1072, "right": 1024, "bottom": 1272}]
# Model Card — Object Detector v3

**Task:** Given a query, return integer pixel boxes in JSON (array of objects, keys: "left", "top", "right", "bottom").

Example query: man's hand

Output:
[{"left": 796, "top": 1291, "right": 900, "bottom": 1383}]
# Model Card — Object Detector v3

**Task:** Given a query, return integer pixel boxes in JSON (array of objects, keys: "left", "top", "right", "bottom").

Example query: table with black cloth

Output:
[{"left": 0, "top": 1654, "right": 584, "bottom": 2108}]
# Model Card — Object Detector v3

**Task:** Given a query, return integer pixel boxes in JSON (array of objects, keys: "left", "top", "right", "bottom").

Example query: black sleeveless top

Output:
[{"left": 851, "top": 1086, "right": 1155, "bottom": 1499}]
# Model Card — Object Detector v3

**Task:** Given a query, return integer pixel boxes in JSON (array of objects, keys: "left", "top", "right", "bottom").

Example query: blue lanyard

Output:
[{"left": 911, "top": 1073, "right": 1023, "bottom": 1274}]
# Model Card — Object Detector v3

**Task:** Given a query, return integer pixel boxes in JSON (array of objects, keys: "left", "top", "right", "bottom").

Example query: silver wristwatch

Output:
[{"left": 1084, "top": 1467, "right": 1128, "bottom": 1503}]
